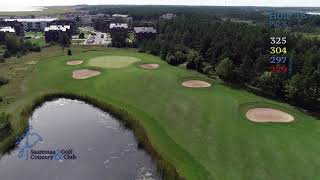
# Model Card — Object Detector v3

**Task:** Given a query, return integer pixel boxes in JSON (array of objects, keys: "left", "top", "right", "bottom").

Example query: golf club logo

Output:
[
  {"left": 16, "top": 125, "right": 43, "bottom": 160},
  {"left": 15, "top": 125, "right": 76, "bottom": 161}
]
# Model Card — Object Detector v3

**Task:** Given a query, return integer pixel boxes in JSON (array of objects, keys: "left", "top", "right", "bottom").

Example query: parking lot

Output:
[{"left": 84, "top": 32, "right": 111, "bottom": 46}]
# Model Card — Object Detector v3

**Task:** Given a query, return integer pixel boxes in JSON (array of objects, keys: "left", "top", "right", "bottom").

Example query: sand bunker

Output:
[
  {"left": 15, "top": 67, "right": 29, "bottom": 71},
  {"left": 67, "top": 60, "right": 83, "bottom": 65},
  {"left": 139, "top": 64, "right": 159, "bottom": 69},
  {"left": 26, "top": 61, "right": 37, "bottom": 65},
  {"left": 182, "top": 80, "right": 211, "bottom": 88},
  {"left": 246, "top": 108, "right": 294, "bottom": 123},
  {"left": 72, "top": 69, "right": 101, "bottom": 79}
]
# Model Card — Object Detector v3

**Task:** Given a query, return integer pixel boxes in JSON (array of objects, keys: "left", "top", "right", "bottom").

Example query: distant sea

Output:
[{"left": 0, "top": 6, "right": 46, "bottom": 12}]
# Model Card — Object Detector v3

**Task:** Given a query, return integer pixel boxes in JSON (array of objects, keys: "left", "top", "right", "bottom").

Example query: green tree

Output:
[
  {"left": 111, "top": 32, "right": 127, "bottom": 48},
  {"left": 150, "top": 38, "right": 160, "bottom": 55},
  {"left": 68, "top": 49, "right": 72, "bottom": 56},
  {"left": 256, "top": 72, "right": 285, "bottom": 97},
  {"left": 5, "top": 34, "right": 22, "bottom": 54},
  {"left": 174, "top": 51, "right": 187, "bottom": 64},
  {"left": 285, "top": 73, "right": 304, "bottom": 99},
  {"left": 79, "top": 33, "right": 85, "bottom": 39},
  {"left": 58, "top": 32, "right": 71, "bottom": 50},
  {"left": 166, "top": 53, "right": 177, "bottom": 65},
  {"left": 160, "top": 43, "right": 169, "bottom": 60},
  {"left": 215, "top": 58, "right": 235, "bottom": 81}
]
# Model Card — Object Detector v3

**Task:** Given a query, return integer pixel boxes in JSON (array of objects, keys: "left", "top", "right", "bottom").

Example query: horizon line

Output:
[{"left": 49, "top": 4, "right": 320, "bottom": 8}]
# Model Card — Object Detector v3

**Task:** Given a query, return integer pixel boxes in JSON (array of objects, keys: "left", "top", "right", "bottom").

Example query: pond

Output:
[{"left": 0, "top": 98, "right": 161, "bottom": 180}]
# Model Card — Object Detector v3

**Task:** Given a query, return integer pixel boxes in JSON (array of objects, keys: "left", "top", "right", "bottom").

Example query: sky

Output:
[{"left": 1, "top": 0, "right": 320, "bottom": 11}]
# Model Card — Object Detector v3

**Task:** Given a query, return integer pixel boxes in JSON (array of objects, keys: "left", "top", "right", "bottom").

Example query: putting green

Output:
[{"left": 88, "top": 56, "right": 140, "bottom": 68}]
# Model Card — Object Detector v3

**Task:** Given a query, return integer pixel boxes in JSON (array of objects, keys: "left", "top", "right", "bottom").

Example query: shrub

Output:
[
  {"left": 0, "top": 56, "right": 4, "bottom": 63},
  {"left": 3, "top": 49, "right": 11, "bottom": 58},
  {"left": 0, "top": 76, "right": 9, "bottom": 86},
  {"left": 79, "top": 33, "right": 85, "bottom": 39},
  {"left": 174, "top": 51, "right": 187, "bottom": 64},
  {"left": 67, "top": 49, "right": 72, "bottom": 56},
  {"left": 17, "top": 52, "right": 22, "bottom": 58},
  {"left": 5, "top": 33, "right": 22, "bottom": 55},
  {"left": 31, "top": 45, "right": 41, "bottom": 52},
  {"left": 138, "top": 49, "right": 146, "bottom": 53},
  {"left": 0, "top": 112, "right": 10, "bottom": 129},
  {"left": 166, "top": 53, "right": 179, "bottom": 66},
  {"left": 215, "top": 58, "right": 235, "bottom": 81}
]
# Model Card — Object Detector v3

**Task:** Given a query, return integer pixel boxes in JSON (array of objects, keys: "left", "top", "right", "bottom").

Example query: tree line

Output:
[
  {"left": 0, "top": 33, "right": 41, "bottom": 63},
  {"left": 138, "top": 14, "right": 320, "bottom": 113}
]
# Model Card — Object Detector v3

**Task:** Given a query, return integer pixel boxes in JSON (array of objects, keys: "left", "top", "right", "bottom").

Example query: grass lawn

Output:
[
  {"left": 25, "top": 32, "right": 47, "bottom": 47},
  {"left": 25, "top": 32, "right": 44, "bottom": 37},
  {"left": 29, "top": 38, "right": 46, "bottom": 47},
  {"left": 0, "top": 46, "right": 319, "bottom": 180}
]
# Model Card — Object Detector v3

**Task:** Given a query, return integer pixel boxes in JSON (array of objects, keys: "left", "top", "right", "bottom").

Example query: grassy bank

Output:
[
  {"left": 0, "top": 113, "right": 10, "bottom": 137},
  {"left": 0, "top": 45, "right": 319, "bottom": 180}
]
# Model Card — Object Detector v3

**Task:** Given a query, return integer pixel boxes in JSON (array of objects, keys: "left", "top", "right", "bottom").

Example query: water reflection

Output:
[{"left": 0, "top": 98, "right": 161, "bottom": 180}]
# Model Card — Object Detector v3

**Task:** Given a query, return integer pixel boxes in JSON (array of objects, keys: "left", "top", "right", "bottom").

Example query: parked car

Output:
[{"left": 87, "top": 39, "right": 94, "bottom": 43}]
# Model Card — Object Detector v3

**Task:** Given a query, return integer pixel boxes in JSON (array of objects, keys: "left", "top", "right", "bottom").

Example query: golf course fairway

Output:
[{"left": 0, "top": 46, "right": 319, "bottom": 180}]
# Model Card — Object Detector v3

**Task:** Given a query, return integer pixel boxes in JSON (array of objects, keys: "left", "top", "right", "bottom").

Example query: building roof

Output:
[
  {"left": 112, "top": 14, "right": 129, "bottom": 18},
  {"left": 0, "top": 26, "right": 15, "bottom": 33},
  {"left": 5, "top": 18, "right": 58, "bottom": 23},
  {"left": 134, "top": 27, "right": 157, "bottom": 34},
  {"left": 110, "top": 23, "right": 128, "bottom": 29},
  {"left": 44, "top": 25, "right": 70, "bottom": 32},
  {"left": 160, "top": 13, "right": 176, "bottom": 20}
]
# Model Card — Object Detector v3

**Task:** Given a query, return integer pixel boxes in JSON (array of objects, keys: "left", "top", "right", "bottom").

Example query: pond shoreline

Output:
[{"left": 4, "top": 92, "right": 185, "bottom": 180}]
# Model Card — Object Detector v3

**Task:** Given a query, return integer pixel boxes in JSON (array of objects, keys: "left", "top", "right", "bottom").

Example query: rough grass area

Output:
[
  {"left": 0, "top": 113, "right": 9, "bottom": 129},
  {"left": 0, "top": 76, "right": 9, "bottom": 87},
  {"left": 0, "top": 46, "right": 319, "bottom": 180},
  {"left": 88, "top": 55, "right": 140, "bottom": 68}
]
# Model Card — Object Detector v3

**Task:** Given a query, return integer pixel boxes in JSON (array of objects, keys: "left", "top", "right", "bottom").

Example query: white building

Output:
[
  {"left": 112, "top": 14, "right": 129, "bottom": 18},
  {"left": 44, "top": 25, "right": 70, "bottom": 32},
  {"left": 110, "top": 23, "right": 128, "bottom": 29},
  {"left": 160, "top": 13, "right": 176, "bottom": 20},
  {"left": 0, "top": 27, "right": 15, "bottom": 33},
  {"left": 133, "top": 27, "right": 156, "bottom": 34},
  {"left": 110, "top": 23, "right": 128, "bottom": 33},
  {"left": 5, "top": 18, "right": 58, "bottom": 32}
]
